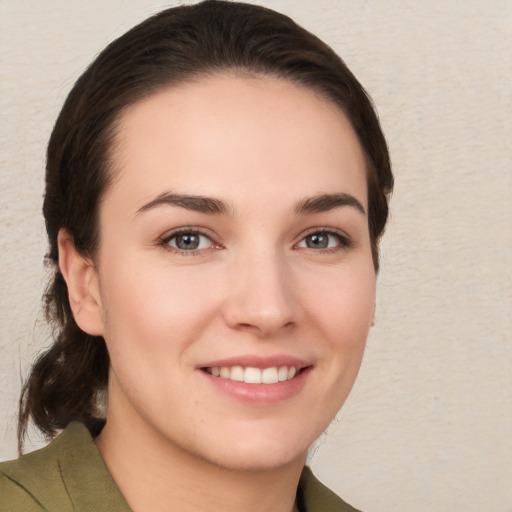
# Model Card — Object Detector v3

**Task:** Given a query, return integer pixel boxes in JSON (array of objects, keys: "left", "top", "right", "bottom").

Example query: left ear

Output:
[{"left": 58, "top": 229, "right": 104, "bottom": 336}]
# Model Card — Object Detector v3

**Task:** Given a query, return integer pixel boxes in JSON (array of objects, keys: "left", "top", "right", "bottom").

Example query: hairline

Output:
[{"left": 99, "top": 67, "right": 372, "bottom": 231}]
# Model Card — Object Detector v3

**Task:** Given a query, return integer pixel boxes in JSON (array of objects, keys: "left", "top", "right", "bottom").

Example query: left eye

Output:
[
  {"left": 297, "top": 231, "right": 346, "bottom": 250},
  {"left": 166, "top": 232, "right": 213, "bottom": 251}
]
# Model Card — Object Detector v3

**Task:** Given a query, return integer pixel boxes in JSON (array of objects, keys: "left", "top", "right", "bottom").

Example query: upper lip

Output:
[{"left": 197, "top": 355, "right": 311, "bottom": 370}]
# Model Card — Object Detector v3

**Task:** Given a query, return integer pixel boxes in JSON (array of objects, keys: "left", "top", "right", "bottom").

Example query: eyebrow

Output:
[
  {"left": 135, "top": 191, "right": 365, "bottom": 217},
  {"left": 294, "top": 193, "right": 366, "bottom": 215},
  {"left": 136, "top": 192, "right": 232, "bottom": 216}
]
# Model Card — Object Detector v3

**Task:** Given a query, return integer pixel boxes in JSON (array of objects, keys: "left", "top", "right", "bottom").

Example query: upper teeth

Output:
[{"left": 207, "top": 366, "right": 298, "bottom": 384}]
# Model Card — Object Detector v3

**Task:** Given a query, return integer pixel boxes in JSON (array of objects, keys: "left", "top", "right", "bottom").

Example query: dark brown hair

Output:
[{"left": 18, "top": 0, "right": 393, "bottom": 451}]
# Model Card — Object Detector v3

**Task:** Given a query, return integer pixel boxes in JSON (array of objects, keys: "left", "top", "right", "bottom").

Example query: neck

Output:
[{"left": 95, "top": 408, "right": 306, "bottom": 512}]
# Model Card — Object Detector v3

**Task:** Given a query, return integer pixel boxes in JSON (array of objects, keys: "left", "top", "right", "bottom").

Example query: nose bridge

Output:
[{"left": 224, "top": 241, "right": 297, "bottom": 335}]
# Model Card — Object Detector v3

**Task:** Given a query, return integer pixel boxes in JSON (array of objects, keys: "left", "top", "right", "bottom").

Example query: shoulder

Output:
[
  {"left": 0, "top": 470, "right": 44, "bottom": 511},
  {"left": 0, "top": 425, "right": 75, "bottom": 512},
  {"left": 298, "top": 466, "right": 363, "bottom": 512},
  {"left": 0, "top": 422, "right": 131, "bottom": 512}
]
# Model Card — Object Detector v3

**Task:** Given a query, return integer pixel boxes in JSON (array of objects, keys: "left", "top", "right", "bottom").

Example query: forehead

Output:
[{"left": 108, "top": 73, "right": 368, "bottom": 211}]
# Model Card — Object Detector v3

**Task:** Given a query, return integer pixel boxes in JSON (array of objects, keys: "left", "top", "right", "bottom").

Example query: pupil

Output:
[
  {"left": 307, "top": 234, "right": 328, "bottom": 249},
  {"left": 177, "top": 234, "right": 199, "bottom": 250}
]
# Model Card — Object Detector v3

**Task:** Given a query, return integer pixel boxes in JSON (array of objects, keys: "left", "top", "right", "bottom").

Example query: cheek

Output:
[
  {"left": 298, "top": 265, "right": 375, "bottom": 433},
  {"left": 98, "top": 260, "right": 222, "bottom": 355},
  {"left": 305, "top": 261, "right": 375, "bottom": 394},
  {"left": 308, "top": 264, "right": 375, "bottom": 338}
]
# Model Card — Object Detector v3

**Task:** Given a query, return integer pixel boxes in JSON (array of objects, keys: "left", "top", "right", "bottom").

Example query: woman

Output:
[{"left": 0, "top": 1, "right": 393, "bottom": 511}]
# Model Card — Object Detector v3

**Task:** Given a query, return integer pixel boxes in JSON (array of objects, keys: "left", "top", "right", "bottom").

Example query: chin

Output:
[
  {"left": 189, "top": 427, "right": 313, "bottom": 473},
  {"left": 205, "top": 446, "right": 308, "bottom": 473}
]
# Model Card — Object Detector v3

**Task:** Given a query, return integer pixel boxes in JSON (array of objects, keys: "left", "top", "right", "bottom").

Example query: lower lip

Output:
[{"left": 200, "top": 367, "right": 312, "bottom": 404}]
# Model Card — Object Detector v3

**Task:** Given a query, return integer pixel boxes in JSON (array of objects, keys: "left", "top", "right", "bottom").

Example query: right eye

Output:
[{"left": 162, "top": 230, "right": 215, "bottom": 253}]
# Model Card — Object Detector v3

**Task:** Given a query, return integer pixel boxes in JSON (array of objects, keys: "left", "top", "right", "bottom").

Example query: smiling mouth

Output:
[{"left": 202, "top": 365, "right": 307, "bottom": 384}]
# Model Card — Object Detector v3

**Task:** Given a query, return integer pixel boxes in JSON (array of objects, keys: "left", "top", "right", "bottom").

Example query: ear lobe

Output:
[{"left": 57, "top": 229, "right": 104, "bottom": 336}]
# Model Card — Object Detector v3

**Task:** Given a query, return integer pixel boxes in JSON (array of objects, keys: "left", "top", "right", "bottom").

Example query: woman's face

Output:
[{"left": 89, "top": 74, "right": 375, "bottom": 470}]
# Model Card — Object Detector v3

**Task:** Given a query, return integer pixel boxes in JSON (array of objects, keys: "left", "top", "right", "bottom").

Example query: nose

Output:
[{"left": 222, "top": 248, "right": 299, "bottom": 337}]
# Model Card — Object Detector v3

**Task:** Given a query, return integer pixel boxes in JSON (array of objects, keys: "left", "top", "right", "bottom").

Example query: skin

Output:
[{"left": 59, "top": 73, "right": 375, "bottom": 512}]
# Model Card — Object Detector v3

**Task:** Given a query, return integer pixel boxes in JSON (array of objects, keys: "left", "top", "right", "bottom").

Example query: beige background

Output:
[{"left": 1, "top": 1, "right": 511, "bottom": 511}]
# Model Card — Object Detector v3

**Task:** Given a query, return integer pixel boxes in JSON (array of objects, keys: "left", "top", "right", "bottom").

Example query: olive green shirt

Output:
[{"left": 0, "top": 422, "right": 361, "bottom": 511}]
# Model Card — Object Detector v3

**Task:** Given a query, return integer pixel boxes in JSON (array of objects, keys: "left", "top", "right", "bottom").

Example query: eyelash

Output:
[
  {"left": 159, "top": 228, "right": 220, "bottom": 256},
  {"left": 296, "top": 228, "right": 353, "bottom": 253},
  {"left": 159, "top": 227, "right": 352, "bottom": 256}
]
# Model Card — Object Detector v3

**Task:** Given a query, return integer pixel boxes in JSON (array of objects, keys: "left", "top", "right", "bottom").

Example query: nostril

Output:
[{"left": 222, "top": 273, "right": 298, "bottom": 335}]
